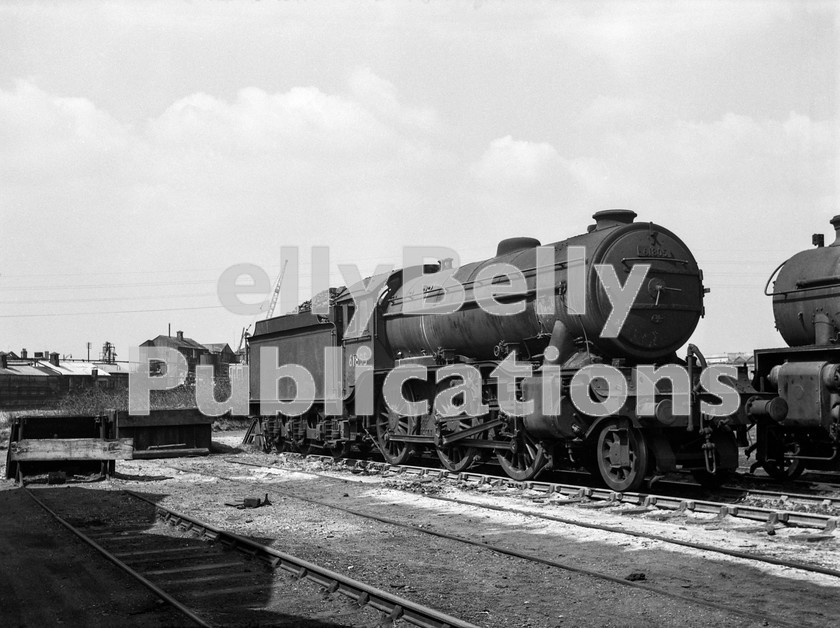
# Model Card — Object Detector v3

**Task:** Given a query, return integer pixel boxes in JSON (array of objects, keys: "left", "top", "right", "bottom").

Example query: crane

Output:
[
  {"left": 237, "top": 324, "right": 251, "bottom": 353},
  {"left": 265, "top": 259, "right": 289, "bottom": 320}
]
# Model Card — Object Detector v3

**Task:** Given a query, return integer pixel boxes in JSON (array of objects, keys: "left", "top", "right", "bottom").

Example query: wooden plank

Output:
[
  {"left": 132, "top": 448, "right": 210, "bottom": 459},
  {"left": 10, "top": 438, "right": 134, "bottom": 461}
]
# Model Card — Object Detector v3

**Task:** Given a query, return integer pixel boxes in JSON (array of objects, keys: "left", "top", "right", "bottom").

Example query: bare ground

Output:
[{"left": 1, "top": 431, "right": 838, "bottom": 627}]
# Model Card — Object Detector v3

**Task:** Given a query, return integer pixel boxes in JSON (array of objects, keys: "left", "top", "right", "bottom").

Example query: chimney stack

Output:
[
  {"left": 50, "top": 352, "right": 60, "bottom": 367},
  {"left": 591, "top": 209, "right": 637, "bottom": 231},
  {"left": 830, "top": 215, "right": 840, "bottom": 247},
  {"left": 177, "top": 330, "right": 184, "bottom": 341},
  {"left": 20, "top": 348, "right": 27, "bottom": 359}
]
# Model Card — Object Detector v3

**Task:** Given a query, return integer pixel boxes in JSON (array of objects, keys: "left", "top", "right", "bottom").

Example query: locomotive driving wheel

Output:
[
  {"left": 495, "top": 420, "right": 547, "bottom": 481},
  {"left": 436, "top": 417, "right": 481, "bottom": 473},
  {"left": 375, "top": 384, "right": 423, "bottom": 465},
  {"left": 595, "top": 418, "right": 649, "bottom": 492},
  {"left": 434, "top": 379, "right": 481, "bottom": 473}
]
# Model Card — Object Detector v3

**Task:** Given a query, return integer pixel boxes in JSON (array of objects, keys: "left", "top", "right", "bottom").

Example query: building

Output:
[
  {"left": 140, "top": 331, "right": 236, "bottom": 378},
  {"left": 705, "top": 352, "right": 756, "bottom": 379},
  {"left": 202, "top": 343, "right": 237, "bottom": 376},
  {"left": 140, "top": 331, "right": 209, "bottom": 376},
  {"left": 0, "top": 352, "right": 61, "bottom": 408},
  {"left": 0, "top": 347, "right": 131, "bottom": 409}
]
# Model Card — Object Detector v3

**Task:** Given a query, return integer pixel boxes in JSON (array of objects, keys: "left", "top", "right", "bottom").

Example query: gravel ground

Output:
[{"left": 1, "top": 431, "right": 838, "bottom": 627}]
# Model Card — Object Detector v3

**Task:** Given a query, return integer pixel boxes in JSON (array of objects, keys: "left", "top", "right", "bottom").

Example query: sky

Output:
[{"left": 0, "top": 0, "right": 837, "bottom": 362}]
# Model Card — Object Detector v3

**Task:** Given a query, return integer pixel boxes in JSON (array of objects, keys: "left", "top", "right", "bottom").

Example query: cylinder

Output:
[{"left": 747, "top": 396, "right": 789, "bottom": 422}]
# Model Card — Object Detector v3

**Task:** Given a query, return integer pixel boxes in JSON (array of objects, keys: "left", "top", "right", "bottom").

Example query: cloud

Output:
[
  {"left": 149, "top": 86, "right": 396, "bottom": 160},
  {"left": 539, "top": 1, "right": 795, "bottom": 69},
  {"left": 598, "top": 111, "right": 836, "bottom": 209},
  {"left": 0, "top": 71, "right": 449, "bottom": 224},
  {"left": 575, "top": 95, "right": 673, "bottom": 130},
  {"left": 0, "top": 80, "right": 130, "bottom": 184},
  {"left": 516, "top": 95, "right": 838, "bottom": 218},
  {"left": 470, "top": 136, "right": 561, "bottom": 185},
  {"left": 346, "top": 66, "right": 439, "bottom": 133}
]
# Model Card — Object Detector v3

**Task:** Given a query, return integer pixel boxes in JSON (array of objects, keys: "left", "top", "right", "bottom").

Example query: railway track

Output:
[
  {"left": 225, "top": 457, "right": 840, "bottom": 578},
  {"left": 540, "top": 465, "right": 840, "bottom": 504},
  {"left": 723, "top": 485, "right": 840, "bottom": 509},
  {"left": 154, "top": 458, "right": 837, "bottom": 627},
  {"left": 24, "top": 487, "right": 476, "bottom": 628},
  {"left": 261, "top": 445, "right": 840, "bottom": 511},
  {"left": 273, "top": 454, "right": 840, "bottom": 532}
]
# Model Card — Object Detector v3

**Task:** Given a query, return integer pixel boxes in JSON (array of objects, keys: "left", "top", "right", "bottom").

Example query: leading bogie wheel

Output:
[
  {"left": 758, "top": 427, "right": 806, "bottom": 481},
  {"left": 762, "top": 455, "right": 805, "bottom": 481},
  {"left": 595, "top": 418, "right": 649, "bottom": 492}
]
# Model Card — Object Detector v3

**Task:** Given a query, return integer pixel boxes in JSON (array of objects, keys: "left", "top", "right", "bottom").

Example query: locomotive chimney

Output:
[
  {"left": 830, "top": 215, "right": 840, "bottom": 246},
  {"left": 591, "top": 209, "right": 637, "bottom": 230}
]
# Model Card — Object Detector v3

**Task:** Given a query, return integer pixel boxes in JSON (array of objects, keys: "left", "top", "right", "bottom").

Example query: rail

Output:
[
  {"left": 167, "top": 460, "right": 805, "bottom": 627},
  {"left": 289, "top": 455, "right": 839, "bottom": 531},
  {"left": 125, "top": 490, "right": 477, "bottom": 628},
  {"left": 24, "top": 488, "right": 210, "bottom": 628}
]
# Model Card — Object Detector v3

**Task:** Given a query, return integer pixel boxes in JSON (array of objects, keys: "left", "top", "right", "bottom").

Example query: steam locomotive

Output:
[
  {"left": 246, "top": 210, "right": 839, "bottom": 490},
  {"left": 750, "top": 216, "right": 840, "bottom": 480},
  {"left": 249, "top": 211, "right": 728, "bottom": 490}
]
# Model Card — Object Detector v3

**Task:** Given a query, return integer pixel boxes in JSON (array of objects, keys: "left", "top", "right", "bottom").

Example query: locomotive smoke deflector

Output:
[{"left": 495, "top": 237, "right": 542, "bottom": 256}]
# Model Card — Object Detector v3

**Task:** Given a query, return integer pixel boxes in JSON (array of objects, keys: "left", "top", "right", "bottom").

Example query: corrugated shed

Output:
[
  {"left": 0, "top": 362, "right": 57, "bottom": 377},
  {"left": 43, "top": 361, "right": 111, "bottom": 378},
  {"left": 96, "top": 361, "right": 135, "bottom": 376}
]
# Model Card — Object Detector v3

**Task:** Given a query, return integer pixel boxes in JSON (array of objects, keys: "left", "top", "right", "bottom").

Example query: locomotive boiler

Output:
[
  {"left": 382, "top": 210, "right": 704, "bottom": 363},
  {"left": 750, "top": 215, "right": 840, "bottom": 479},
  {"left": 249, "top": 210, "right": 742, "bottom": 491}
]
